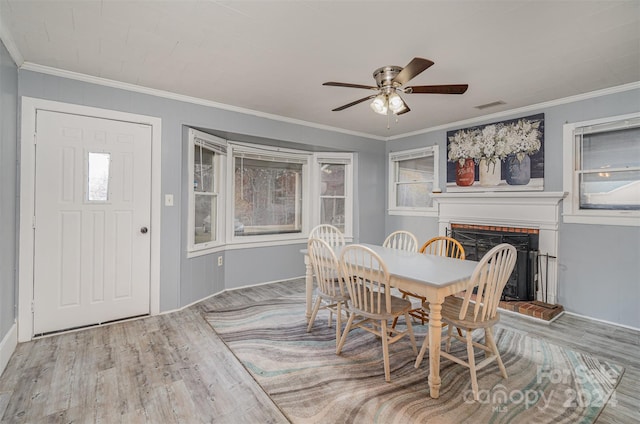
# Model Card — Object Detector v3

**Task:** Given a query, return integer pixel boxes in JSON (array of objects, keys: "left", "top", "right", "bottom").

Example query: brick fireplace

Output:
[
  {"left": 449, "top": 223, "right": 539, "bottom": 301},
  {"left": 433, "top": 192, "right": 566, "bottom": 306}
]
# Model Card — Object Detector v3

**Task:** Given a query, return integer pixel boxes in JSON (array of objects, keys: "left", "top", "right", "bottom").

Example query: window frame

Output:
[
  {"left": 226, "top": 142, "right": 311, "bottom": 245},
  {"left": 187, "top": 129, "right": 226, "bottom": 256},
  {"left": 562, "top": 112, "right": 640, "bottom": 226},
  {"left": 313, "top": 153, "right": 354, "bottom": 239},
  {"left": 388, "top": 146, "right": 439, "bottom": 216}
]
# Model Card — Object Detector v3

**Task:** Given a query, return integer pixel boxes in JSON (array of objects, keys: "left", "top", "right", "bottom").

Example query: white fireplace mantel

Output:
[{"left": 433, "top": 191, "right": 567, "bottom": 304}]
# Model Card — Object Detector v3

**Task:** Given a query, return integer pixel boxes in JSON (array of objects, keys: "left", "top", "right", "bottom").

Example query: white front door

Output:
[{"left": 33, "top": 110, "right": 152, "bottom": 334}]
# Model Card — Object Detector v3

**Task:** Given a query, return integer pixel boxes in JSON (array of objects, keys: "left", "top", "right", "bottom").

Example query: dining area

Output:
[{"left": 303, "top": 225, "right": 517, "bottom": 401}]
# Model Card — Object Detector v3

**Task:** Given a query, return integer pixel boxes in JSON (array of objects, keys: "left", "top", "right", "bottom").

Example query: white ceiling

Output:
[{"left": 1, "top": 0, "right": 639, "bottom": 139}]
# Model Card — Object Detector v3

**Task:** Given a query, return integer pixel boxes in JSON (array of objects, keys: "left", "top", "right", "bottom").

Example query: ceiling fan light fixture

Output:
[
  {"left": 370, "top": 94, "right": 388, "bottom": 115},
  {"left": 387, "top": 92, "right": 404, "bottom": 113}
]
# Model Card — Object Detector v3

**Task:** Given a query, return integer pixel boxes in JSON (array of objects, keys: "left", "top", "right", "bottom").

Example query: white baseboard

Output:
[
  {"left": 563, "top": 311, "right": 640, "bottom": 332},
  {"left": 159, "top": 276, "right": 306, "bottom": 316},
  {"left": 0, "top": 323, "right": 17, "bottom": 376}
]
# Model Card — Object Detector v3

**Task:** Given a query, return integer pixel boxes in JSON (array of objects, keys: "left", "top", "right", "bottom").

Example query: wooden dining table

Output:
[{"left": 302, "top": 242, "right": 478, "bottom": 399}]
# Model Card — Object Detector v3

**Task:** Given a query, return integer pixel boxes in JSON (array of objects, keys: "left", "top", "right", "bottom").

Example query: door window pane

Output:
[{"left": 87, "top": 152, "right": 110, "bottom": 202}]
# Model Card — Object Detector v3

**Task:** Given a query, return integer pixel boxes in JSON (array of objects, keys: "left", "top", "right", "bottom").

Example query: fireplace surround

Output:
[{"left": 433, "top": 192, "right": 566, "bottom": 305}]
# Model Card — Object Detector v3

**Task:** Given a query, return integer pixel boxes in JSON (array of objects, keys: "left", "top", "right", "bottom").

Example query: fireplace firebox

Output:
[{"left": 449, "top": 224, "right": 539, "bottom": 301}]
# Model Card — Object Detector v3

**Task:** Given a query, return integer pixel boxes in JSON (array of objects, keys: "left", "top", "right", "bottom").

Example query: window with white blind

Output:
[
  {"left": 188, "top": 129, "right": 226, "bottom": 255},
  {"left": 388, "top": 146, "right": 439, "bottom": 216},
  {"left": 563, "top": 112, "right": 640, "bottom": 226}
]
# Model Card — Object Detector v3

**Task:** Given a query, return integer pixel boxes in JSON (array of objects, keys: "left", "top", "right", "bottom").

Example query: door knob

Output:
[{"left": 140, "top": 227, "right": 148, "bottom": 234}]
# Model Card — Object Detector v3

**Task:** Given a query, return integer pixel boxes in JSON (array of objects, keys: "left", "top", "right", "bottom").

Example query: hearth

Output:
[{"left": 449, "top": 224, "right": 539, "bottom": 301}]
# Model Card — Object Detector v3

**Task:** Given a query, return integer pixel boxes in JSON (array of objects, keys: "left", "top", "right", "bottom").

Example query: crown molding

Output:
[
  {"left": 15, "top": 61, "right": 639, "bottom": 144},
  {"left": 19, "top": 62, "right": 386, "bottom": 142},
  {"left": 388, "top": 81, "right": 640, "bottom": 141}
]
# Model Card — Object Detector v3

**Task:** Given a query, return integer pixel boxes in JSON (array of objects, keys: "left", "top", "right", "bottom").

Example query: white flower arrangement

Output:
[
  {"left": 447, "top": 128, "right": 481, "bottom": 165},
  {"left": 448, "top": 118, "right": 541, "bottom": 164},
  {"left": 505, "top": 119, "right": 541, "bottom": 161}
]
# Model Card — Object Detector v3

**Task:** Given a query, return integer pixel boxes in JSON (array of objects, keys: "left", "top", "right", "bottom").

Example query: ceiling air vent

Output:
[{"left": 475, "top": 100, "right": 506, "bottom": 110}]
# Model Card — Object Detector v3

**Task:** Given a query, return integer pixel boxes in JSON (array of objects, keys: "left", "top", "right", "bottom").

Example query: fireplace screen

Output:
[{"left": 449, "top": 227, "right": 539, "bottom": 301}]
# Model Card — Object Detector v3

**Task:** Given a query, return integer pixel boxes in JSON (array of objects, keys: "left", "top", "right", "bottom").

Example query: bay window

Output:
[
  {"left": 188, "top": 129, "right": 226, "bottom": 255},
  {"left": 315, "top": 154, "right": 353, "bottom": 237},
  {"left": 230, "top": 144, "right": 309, "bottom": 240}
]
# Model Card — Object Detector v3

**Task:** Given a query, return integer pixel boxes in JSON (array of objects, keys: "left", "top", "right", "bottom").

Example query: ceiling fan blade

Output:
[
  {"left": 406, "top": 84, "right": 469, "bottom": 94},
  {"left": 323, "top": 82, "right": 378, "bottom": 90},
  {"left": 392, "top": 58, "right": 434, "bottom": 86},
  {"left": 396, "top": 100, "right": 411, "bottom": 115},
  {"left": 331, "top": 95, "right": 378, "bottom": 111}
]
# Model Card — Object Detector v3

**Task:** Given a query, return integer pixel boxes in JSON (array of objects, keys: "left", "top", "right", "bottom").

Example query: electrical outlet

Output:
[{"left": 217, "top": 256, "right": 223, "bottom": 266}]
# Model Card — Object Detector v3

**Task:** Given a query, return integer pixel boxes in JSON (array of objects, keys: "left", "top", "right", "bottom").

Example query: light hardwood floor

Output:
[{"left": 0, "top": 279, "right": 638, "bottom": 423}]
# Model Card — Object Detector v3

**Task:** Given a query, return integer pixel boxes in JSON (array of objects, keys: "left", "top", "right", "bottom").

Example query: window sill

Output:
[
  {"left": 187, "top": 244, "right": 226, "bottom": 258},
  {"left": 563, "top": 212, "right": 640, "bottom": 227},
  {"left": 388, "top": 209, "right": 438, "bottom": 217}
]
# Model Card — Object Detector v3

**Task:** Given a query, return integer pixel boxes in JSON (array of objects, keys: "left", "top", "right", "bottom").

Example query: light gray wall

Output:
[
  {"left": 18, "top": 70, "right": 386, "bottom": 309},
  {"left": 0, "top": 40, "right": 18, "bottom": 341},
  {"left": 386, "top": 88, "right": 640, "bottom": 329},
  {"left": 14, "top": 68, "right": 639, "bottom": 327}
]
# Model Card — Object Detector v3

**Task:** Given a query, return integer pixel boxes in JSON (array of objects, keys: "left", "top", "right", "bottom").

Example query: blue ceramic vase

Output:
[{"left": 506, "top": 154, "right": 531, "bottom": 185}]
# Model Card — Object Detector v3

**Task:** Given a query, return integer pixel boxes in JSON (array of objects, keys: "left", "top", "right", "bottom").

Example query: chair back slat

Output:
[
  {"left": 459, "top": 243, "right": 517, "bottom": 322},
  {"left": 420, "top": 236, "right": 466, "bottom": 259},
  {"left": 383, "top": 230, "right": 419, "bottom": 252},
  {"left": 307, "top": 238, "right": 345, "bottom": 298},
  {"left": 309, "top": 224, "right": 345, "bottom": 248},
  {"left": 340, "top": 245, "right": 392, "bottom": 316}
]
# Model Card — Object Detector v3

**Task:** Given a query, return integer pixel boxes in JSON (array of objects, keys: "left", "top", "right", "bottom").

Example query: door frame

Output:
[{"left": 18, "top": 97, "right": 162, "bottom": 342}]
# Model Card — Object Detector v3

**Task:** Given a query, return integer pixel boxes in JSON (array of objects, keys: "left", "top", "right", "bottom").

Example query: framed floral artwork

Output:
[{"left": 445, "top": 113, "right": 544, "bottom": 192}]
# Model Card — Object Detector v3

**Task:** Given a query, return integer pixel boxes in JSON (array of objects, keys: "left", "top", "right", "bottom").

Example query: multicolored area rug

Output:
[{"left": 205, "top": 296, "right": 623, "bottom": 424}]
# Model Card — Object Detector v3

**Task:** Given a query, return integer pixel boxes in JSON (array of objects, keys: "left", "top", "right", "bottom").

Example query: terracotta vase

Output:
[
  {"left": 479, "top": 158, "right": 501, "bottom": 186},
  {"left": 455, "top": 159, "right": 475, "bottom": 186}
]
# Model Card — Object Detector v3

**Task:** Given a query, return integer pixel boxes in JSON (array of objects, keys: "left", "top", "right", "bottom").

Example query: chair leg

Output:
[
  {"left": 335, "top": 303, "right": 342, "bottom": 350},
  {"left": 466, "top": 329, "right": 479, "bottom": 401},
  {"left": 485, "top": 327, "right": 508, "bottom": 379},
  {"left": 414, "top": 333, "right": 429, "bottom": 368},
  {"left": 404, "top": 312, "right": 417, "bottom": 354},
  {"left": 445, "top": 323, "right": 453, "bottom": 352},
  {"left": 336, "top": 312, "right": 355, "bottom": 355},
  {"left": 307, "top": 298, "right": 322, "bottom": 333},
  {"left": 380, "top": 319, "right": 391, "bottom": 382},
  {"left": 391, "top": 315, "right": 400, "bottom": 329}
]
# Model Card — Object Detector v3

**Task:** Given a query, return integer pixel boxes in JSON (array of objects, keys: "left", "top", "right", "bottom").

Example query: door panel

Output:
[{"left": 33, "top": 110, "right": 152, "bottom": 334}]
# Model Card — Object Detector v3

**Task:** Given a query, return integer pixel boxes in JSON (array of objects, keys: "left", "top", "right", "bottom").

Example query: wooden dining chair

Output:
[
  {"left": 393, "top": 236, "right": 466, "bottom": 328},
  {"left": 337, "top": 244, "right": 417, "bottom": 382},
  {"left": 309, "top": 224, "right": 345, "bottom": 248},
  {"left": 306, "top": 238, "right": 350, "bottom": 353},
  {"left": 382, "top": 230, "right": 419, "bottom": 252},
  {"left": 414, "top": 243, "right": 517, "bottom": 401},
  {"left": 420, "top": 235, "right": 466, "bottom": 259}
]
